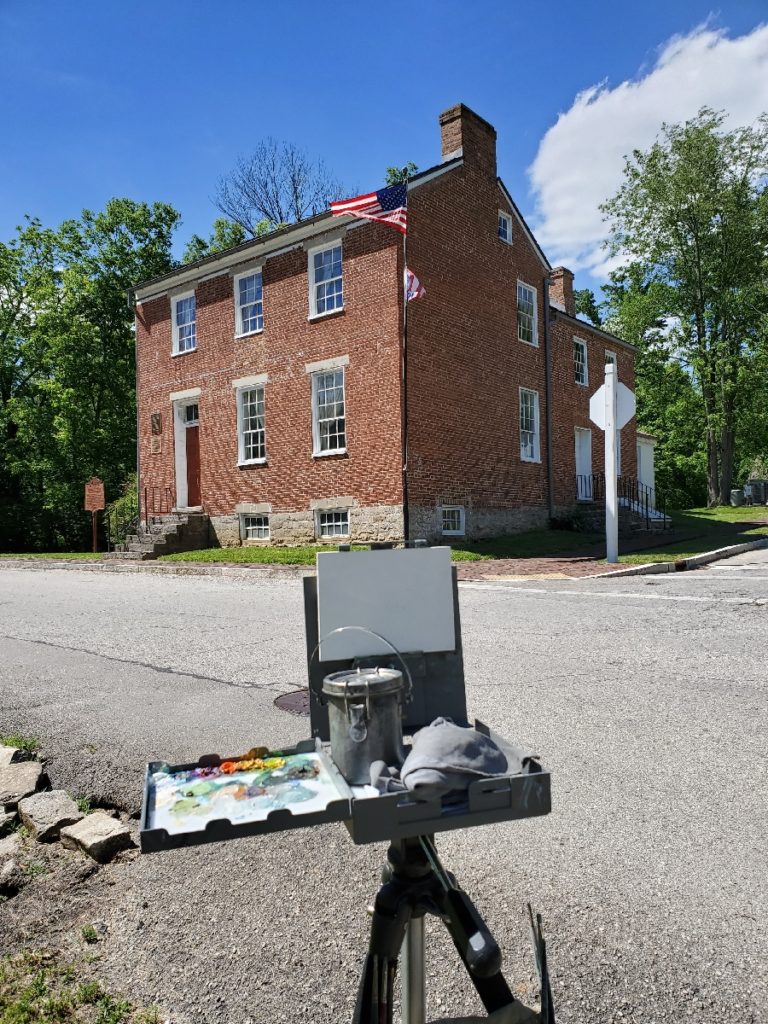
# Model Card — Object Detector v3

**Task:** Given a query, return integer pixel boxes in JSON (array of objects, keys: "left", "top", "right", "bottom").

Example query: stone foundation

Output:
[
  {"left": 209, "top": 503, "right": 405, "bottom": 547},
  {"left": 408, "top": 504, "right": 549, "bottom": 543}
]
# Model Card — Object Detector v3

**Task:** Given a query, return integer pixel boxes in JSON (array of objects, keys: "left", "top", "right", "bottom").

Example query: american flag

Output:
[
  {"left": 405, "top": 267, "right": 426, "bottom": 302},
  {"left": 330, "top": 183, "right": 407, "bottom": 234}
]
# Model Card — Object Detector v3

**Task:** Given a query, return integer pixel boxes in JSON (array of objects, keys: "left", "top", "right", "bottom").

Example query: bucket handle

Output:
[{"left": 310, "top": 625, "right": 414, "bottom": 706}]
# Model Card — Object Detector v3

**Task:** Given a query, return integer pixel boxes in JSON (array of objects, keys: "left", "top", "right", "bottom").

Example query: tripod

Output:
[{"left": 352, "top": 835, "right": 553, "bottom": 1024}]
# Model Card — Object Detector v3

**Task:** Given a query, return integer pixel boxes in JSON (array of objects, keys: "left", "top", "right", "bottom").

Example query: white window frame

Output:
[
  {"left": 498, "top": 210, "right": 512, "bottom": 245},
  {"left": 316, "top": 508, "right": 350, "bottom": 539},
  {"left": 605, "top": 349, "right": 617, "bottom": 366},
  {"left": 308, "top": 241, "right": 344, "bottom": 319},
  {"left": 517, "top": 281, "right": 538, "bottom": 347},
  {"left": 573, "top": 337, "right": 588, "bottom": 386},
  {"left": 234, "top": 268, "right": 264, "bottom": 337},
  {"left": 171, "top": 291, "right": 196, "bottom": 355},
  {"left": 240, "top": 513, "right": 270, "bottom": 541},
  {"left": 441, "top": 506, "right": 466, "bottom": 536},
  {"left": 311, "top": 366, "right": 346, "bottom": 456},
  {"left": 236, "top": 384, "right": 267, "bottom": 465},
  {"left": 519, "top": 387, "right": 541, "bottom": 463}
]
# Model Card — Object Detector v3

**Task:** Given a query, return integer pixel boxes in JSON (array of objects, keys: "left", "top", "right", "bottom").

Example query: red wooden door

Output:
[{"left": 185, "top": 425, "right": 201, "bottom": 506}]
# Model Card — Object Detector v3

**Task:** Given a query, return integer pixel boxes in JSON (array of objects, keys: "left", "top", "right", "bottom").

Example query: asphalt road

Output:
[{"left": 1, "top": 553, "right": 766, "bottom": 1023}]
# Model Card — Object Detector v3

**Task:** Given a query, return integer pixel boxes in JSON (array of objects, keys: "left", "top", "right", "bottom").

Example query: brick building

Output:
[{"left": 132, "top": 103, "right": 641, "bottom": 547}]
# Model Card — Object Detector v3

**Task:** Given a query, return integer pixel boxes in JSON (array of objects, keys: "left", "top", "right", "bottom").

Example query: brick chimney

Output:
[
  {"left": 439, "top": 104, "right": 497, "bottom": 177},
  {"left": 549, "top": 266, "right": 575, "bottom": 316}
]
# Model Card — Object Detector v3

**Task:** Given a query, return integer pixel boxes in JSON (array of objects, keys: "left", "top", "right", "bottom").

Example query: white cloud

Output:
[{"left": 528, "top": 23, "right": 768, "bottom": 279}]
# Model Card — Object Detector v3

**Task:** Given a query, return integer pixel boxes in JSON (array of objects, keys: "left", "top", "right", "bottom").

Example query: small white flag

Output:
[{"left": 405, "top": 266, "right": 426, "bottom": 302}]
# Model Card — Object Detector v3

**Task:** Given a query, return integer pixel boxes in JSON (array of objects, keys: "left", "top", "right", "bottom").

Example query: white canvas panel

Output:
[{"left": 316, "top": 547, "right": 455, "bottom": 661}]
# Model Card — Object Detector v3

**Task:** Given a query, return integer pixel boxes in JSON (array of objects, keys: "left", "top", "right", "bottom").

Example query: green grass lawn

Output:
[
  {"left": 159, "top": 528, "right": 605, "bottom": 565},
  {"left": 0, "top": 551, "right": 103, "bottom": 560},
  {"left": 615, "top": 505, "right": 768, "bottom": 564}
]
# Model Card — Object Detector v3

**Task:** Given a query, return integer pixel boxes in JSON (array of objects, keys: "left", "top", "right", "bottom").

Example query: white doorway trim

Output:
[{"left": 170, "top": 389, "right": 201, "bottom": 511}]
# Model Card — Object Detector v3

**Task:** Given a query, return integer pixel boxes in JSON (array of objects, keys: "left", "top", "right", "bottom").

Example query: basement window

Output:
[
  {"left": 316, "top": 509, "right": 349, "bottom": 539},
  {"left": 441, "top": 506, "right": 465, "bottom": 536},
  {"left": 241, "top": 514, "right": 270, "bottom": 541}
]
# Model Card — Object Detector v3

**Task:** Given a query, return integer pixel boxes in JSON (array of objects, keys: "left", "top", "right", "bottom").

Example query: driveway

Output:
[{"left": 0, "top": 559, "right": 766, "bottom": 1023}]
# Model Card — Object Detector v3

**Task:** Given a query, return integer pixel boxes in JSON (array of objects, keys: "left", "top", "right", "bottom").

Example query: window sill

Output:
[
  {"left": 576, "top": 380, "right": 589, "bottom": 388},
  {"left": 308, "top": 307, "right": 345, "bottom": 323},
  {"left": 520, "top": 456, "right": 542, "bottom": 464},
  {"left": 312, "top": 448, "right": 347, "bottom": 458},
  {"left": 498, "top": 237, "right": 513, "bottom": 246},
  {"left": 517, "top": 338, "right": 539, "bottom": 348},
  {"left": 317, "top": 535, "right": 350, "bottom": 542},
  {"left": 238, "top": 459, "right": 267, "bottom": 467},
  {"left": 171, "top": 347, "right": 197, "bottom": 357},
  {"left": 442, "top": 532, "right": 465, "bottom": 537},
  {"left": 235, "top": 329, "right": 264, "bottom": 340}
]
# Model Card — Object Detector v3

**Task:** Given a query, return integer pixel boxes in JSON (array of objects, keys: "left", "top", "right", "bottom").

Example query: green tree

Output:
[
  {"left": 182, "top": 217, "right": 247, "bottom": 264},
  {"left": 385, "top": 162, "right": 419, "bottom": 186},
  {"left": 601, "top": 108, "right": 768, "bottom": 505},
  {"left": 574, "top": 288, "right": 602, "bottom": 327},
  {"left": 0, "top": 199, "right": 180, "bottom": 550}
]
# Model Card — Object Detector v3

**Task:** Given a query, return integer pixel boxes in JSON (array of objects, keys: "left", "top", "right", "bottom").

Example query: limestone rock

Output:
[
  {"left": 60, "top": 812, "right": 133, "bottom": 862},
  {"left": 0, "top": 832, "right": 21, "bottom": 891},
  {"left": 0, "top": 746, "right": 20, "bottom": 767},
  {"left": 18, "top": 790, "right": 83, "bottom": 842},
  {"left": 0, "top": 761, "right": 43, "bottom": 809}
]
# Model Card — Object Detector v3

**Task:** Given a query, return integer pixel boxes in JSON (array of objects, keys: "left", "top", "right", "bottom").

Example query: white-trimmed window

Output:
[
  {"left": 574, "top": 337, "right": 588, "bottom": 386},
  {"left": 517, "top": 282, "right": 538, "bottom": 346},
  {"left": 316, "top": 508, "right": 349, "bottom": 539},
  {"left": 441, "top": 506, "right": 465, "bottom": 536},
  {"left": 519, "top": 388, "right": 540, "bottom": 463},
  {"left": 172, "top": 292, "right": 196, "bottom": 354},
  {"left": 235, "top": 270, "right": 263, "bottom": 336},
  {"left": 605, "top": 349, "right": 617, "bottom": 366},
  {"left": 498, "top": 211, "right": 512, "bottom": 244},
  {"left": 184, "top": 403, "right": 199, "bottom": 425},
  {"left": 241, "top": 514, "right": 269, "bottom": 540},
  {"left": 237, "top": 385, "right": 266, "bottom": 464},
  {"left": 311, "top": 368, "right": 346, "bottom": 455},
  {"left": 309, "top": 243, "right": 343, "bottom": 317}
]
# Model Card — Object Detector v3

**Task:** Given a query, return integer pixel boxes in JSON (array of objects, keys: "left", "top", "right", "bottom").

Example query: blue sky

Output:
[{"left": 1, "top": 1, "right": 767, "bottom": 292}]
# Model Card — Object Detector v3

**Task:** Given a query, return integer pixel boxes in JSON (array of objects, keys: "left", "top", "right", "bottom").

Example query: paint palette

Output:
[{"left": 140, "top": 744, "right": 352, "bottom": 852}]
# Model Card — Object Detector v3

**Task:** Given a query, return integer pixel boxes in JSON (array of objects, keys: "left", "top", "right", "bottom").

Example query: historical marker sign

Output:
[{"left": 84, "top": 477, "right": 105, "bottom": 512}]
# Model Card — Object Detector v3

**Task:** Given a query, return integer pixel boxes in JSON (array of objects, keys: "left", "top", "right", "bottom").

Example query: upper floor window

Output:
[
  {"left": 519, "top": 388, "right": 540, "bottom": 463},
  {"left": 574, "top": 337, "right": 588, "bottom": 386},
  {"left": 312, "top": 367, "right": 346, "bottom": 455},
  {"left": 309, "top": 243, "right": 343, "bottom": 318},
  {"left": 517, "top": 282, "right": 538, "bottom": 346},
  {"left": 172, "top": 293, "right": 196, "bottom": 354},
  {"left": 605, "top": 350, "right": 617, "bottom": 366},
  {"left": 235, "top": 270, "right": 263, "bottom": 336},
  {"left": 498, "top": 211, "right": 512, "bottom": 244},
  {"left": 237, "top": 385, "right": 266, "bottom": 464}
]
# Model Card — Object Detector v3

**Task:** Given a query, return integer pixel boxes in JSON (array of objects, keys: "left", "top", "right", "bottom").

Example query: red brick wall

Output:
[
  {"left": 549, "top": 311, "right": 637, "bottom": 510},
  {"left": 135, "top": 223, "right": 403, "bottom": 518},
  {"left": 406, "top": 160, "right": 550, "bottom": 519}
]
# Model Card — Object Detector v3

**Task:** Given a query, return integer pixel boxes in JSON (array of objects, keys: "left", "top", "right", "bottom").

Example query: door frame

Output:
[
  {"left": 172, "top": 393, "right": 202, "bottom": 510},
  {"left": 574, "top": 426, "right": 593, "bottom": 501}
]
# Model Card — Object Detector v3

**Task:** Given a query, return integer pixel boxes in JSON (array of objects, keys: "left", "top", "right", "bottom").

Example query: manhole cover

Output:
[{"left": 274, "top": 689, "right": 311, "bottom": 716}]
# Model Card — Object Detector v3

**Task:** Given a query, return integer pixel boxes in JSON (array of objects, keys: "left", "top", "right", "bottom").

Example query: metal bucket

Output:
[{"left": 322, "top": 667, "right": 406, "bottom": 785}]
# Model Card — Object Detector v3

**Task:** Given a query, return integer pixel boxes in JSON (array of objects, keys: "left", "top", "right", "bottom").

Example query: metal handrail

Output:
[{"left": 574, "top": 473, "right": 669, "bottom": 529}]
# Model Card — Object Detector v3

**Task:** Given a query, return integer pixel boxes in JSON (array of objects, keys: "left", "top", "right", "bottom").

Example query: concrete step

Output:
[{"left": 103, "top": 550, "right": 157, "bottom": 561}]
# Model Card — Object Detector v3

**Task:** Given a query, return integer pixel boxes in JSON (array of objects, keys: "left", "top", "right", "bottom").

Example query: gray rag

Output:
[{"left": 370, "top": 717, "right": 524, "bottom": 802}]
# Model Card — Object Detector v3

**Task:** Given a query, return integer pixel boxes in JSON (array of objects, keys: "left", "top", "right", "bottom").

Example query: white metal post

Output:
[
  {"left": 604, "top": 363, "right": 619, "bottom": 563},
  {"left": 402, "top": 917, "right": 426, "bottom": 1024}
]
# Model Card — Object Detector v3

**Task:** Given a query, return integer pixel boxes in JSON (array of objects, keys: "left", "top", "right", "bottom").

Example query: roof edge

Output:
[
  {"left": 551, "top": 307, "right": 636, "bottom": 352},
  {"left": 496, "top": 179, "right": 550, "bottom": 271}
]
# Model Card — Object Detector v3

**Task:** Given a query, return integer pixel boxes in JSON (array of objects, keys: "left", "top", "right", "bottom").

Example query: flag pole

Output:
[{"left": 401, "top": 169, "right": 410, "bottom": 545}]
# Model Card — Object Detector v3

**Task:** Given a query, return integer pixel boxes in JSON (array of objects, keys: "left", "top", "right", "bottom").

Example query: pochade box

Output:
[{"left": 140, "top": 546, "right": 551, "bottom": 853}]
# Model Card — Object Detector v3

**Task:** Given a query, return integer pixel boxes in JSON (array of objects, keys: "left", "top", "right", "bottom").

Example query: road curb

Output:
[
  {"left": 0, "top": 557, "right": 315, "bottom": 580},
  {"left": 583, "top": 536, "right": 768, "bottom": 578}
]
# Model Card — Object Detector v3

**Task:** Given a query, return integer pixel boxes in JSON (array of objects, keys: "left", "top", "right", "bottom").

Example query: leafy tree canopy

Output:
[{"left": 385, "top": 162, "right": 419, "bottom": 185}]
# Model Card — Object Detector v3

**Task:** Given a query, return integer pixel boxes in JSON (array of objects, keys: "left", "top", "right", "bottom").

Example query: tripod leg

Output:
[
  {"left": 352, "top": 880, "right": 412, "bottom": 1024},
  {"left": 401, "top": 917, "right": 426, "bottom": 1024}
]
